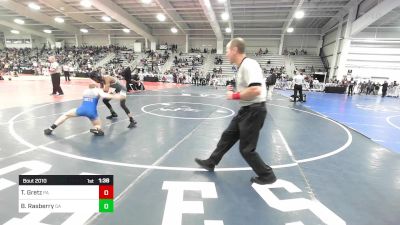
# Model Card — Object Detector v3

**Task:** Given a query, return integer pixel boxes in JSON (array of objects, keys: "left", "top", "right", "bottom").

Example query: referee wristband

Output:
[{"left": 232, "top": 92, "right": 241, "bottom": 100}]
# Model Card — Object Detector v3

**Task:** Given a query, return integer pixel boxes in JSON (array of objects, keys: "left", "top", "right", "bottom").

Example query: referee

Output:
[
  {"left": 195, "top": 37, "right": 277, "bottom": 185},
  {"left": 293, "top": 71, "right": 304, "bottom": 102},
  {"left": 49, "top": 56, "right": 64, "bottom": 95}
]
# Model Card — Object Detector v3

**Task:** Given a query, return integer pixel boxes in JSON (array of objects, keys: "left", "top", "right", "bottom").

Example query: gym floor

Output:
[{"left": 0, "top": 78, "right": 399, "bottom": 225}]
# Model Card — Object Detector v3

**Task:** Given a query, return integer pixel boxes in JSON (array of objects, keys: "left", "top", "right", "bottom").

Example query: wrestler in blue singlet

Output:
[{"left": 76, "top": 88, "right": 101, "bottom": 120}]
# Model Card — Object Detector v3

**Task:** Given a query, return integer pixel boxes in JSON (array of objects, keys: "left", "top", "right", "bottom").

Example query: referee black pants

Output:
[
  {"left": 51, "top": 73, "right": 64, "bottom": 94},
  {"left": 208, "top": 102, "right": 275, "bottom": 178},
  {"left": 294, "top": 84, "right": 303, "bottom": 102},
  {"left": 64, "top": 71, "right": 70, "bottom": 81},
  {"left": 348, "top": 85, "right": 354, "bottom": 96}
]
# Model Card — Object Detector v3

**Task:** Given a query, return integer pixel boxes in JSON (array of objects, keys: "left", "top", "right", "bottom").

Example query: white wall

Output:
[
  {"left": 4, "top": 34, "right": 32, "bottom": 48},
  {"left": 0, "top": 36, "right": 4, "bottom": 49},
  {"left": 62, "top": 38, "right": 77, "bottom": 47},
  {"left": 156, "top": 36, "right": 283, "bottom": 54},
  {"left": 81, "top": 35, "right": 109, "bottom": 46},
  {"left": 353, "top": 31, "right": 400, "bottom": 39},
  {"left": 244, "top": 39, "right": 280, "bottom": 54},
  {"left": 114, "top": 38, "right": 138, "bottom": 49},
  {"left": 321, "top": 28, "right": 339, "bottom": 67},
  {"left": 59, "top": 36, "right": 138, "bottom": 49},
  {"left": 284, "top": 35, "right": 320, "bottom": 55},
  {"left": 0, "top": 32, "right": 4, "bottom": 49},
  {"left": 29, "top": 34, "right": 321, "bottom": 55},
  {"left": 32, "top": 36, "right": 48, "bottom": 48},
  {"left": 344, "top": 40, "right": 400, "bottom": 82},
  {"left": 321, "top": 21, "right": 400, "bottom": 81},
  {"left": 157, "top": 35, "right": 186, "bottom": 52},
  {"left": 190, "top": 38, "right": 216, "bottom": 50},
  {"left": 324, "top": 28, "right": 338, "bottom": 45}
]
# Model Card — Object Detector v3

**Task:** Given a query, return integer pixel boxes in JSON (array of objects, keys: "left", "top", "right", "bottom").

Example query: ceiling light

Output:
[
  {"left": 141, "top": 0, "right": 152, "bottom": 4},
  {"left": 123, "top": 28, "right": 130, "bottom": 33},
  {"left": 225, "top": 27, "right": 231, "bottom": 33},
  {"left": 28, "top": 3, "right": 41, "bottom": 10},
  {"left": 156, "top": 13, "right": 166, "bottom": 22},
  {"left": 80, "top": 28, "right": 88, "bottom": 33},
  {"left": 11, "top": 30, "right": 20, "bottom": 34},
  {"left": 80, "top": 0, "right": 91, "bottom": 8},
  {"left": 171, "top": 27, "right": 178, "bottom": 33},
  {"left": 218, "top": 0, "right": 227, "bottom": 3},
  {"left": 43, "top": 29, "right": 52, "bottom": 34},
  {"left": 102, "top": 16, "right": 111, "bottom": 22},
  {"left": 294, "top": 10, "right": 305, "bottom": 19},
  {"left": 287, "top": 27, "right": 294, "bottom": 33},
  {"left": 54, "top": 17, "right": 64, "bottom": 23},
  {"left": 14, "top": 19, "right": 25, "bottom": 25},
  {"left": 221, "top": 12, "right": 229, "bottom": 21}
]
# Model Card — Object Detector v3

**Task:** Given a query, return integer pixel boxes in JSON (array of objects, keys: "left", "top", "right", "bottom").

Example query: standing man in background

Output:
[
  {"left": 62, "top": 63, "right": 71, "bottom": 82},
  {"left": 347, "top": 78, "right": 355, "bottom": 96},
  {"left": 381, "top": 81, "right": 388, "bottom": 97},
  {"left": 293, "top": 71, "right": 304, "bottom": 102},
  {"left": 194, "top": 37, "right": 277, "bottom": 185},
  {"left": 266, "top": 73, "right": 277, "bottom": 100},
  {"left": 49, "top": 56, "right": 64, "bottom": 95}
]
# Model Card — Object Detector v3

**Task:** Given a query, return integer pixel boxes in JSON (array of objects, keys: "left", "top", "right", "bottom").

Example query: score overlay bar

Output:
[{"left": 18, "top": 175, "right": 114, "bottom": 213}]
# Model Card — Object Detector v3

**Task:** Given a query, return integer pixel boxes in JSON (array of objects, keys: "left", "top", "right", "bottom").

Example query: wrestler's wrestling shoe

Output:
[
  {"left": 128, "top": 120, "right": 137, "bottom": 128},
  {"left": 44, "top": 128, "right": 53, "bottom": 135},
  {"left": 106, "top": 112, "right": 118, "bottom": 119},
  {"left": 90, "top": 128, "right": 104, "bottom": 136}
]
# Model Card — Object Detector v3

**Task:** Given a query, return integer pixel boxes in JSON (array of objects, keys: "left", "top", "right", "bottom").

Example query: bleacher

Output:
[
  {"left": 115, "top": 50, "right": 134, "bottom": 67},
  {"left": 127, "top": 52, "right": 144, "bottom": 68},
  {"left": 95, "top": 53, "right": 115, "bottom": 68},
  {"left": 103, "top": 50, "right": 139, "bottom": 70},
  {"left": 170, "top": 53, "right": 204, "bottom": 75},
  {"left": 255, "top": 54, "right": 285, "bottom": 73},
  {"left": 292, "top": 55, "right": 325, "bottom": 74},
  {"left": 203, "top": 54, "right": 287, "bottom": 85},
  {"left": 137, "top": 50, "right": 170, "bottom": 74},
  {"left": 208, "top": 54, "right": 235, "bottom": 81},
  {"left": 0, "top": 46, "right": 116, "bottom": 75},
  {"left": 1, "top": 46, "right": 328, "bottom": 81}
]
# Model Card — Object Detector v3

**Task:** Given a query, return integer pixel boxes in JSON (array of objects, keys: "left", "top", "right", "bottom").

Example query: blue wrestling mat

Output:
[{"left": 276, "top": 90, "right": 400, "bottom": 153}]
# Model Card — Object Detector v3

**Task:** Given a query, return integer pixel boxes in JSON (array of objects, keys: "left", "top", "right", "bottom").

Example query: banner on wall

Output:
[{"left": 159, "top": 44, "right": 168, "bottom": 50}]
